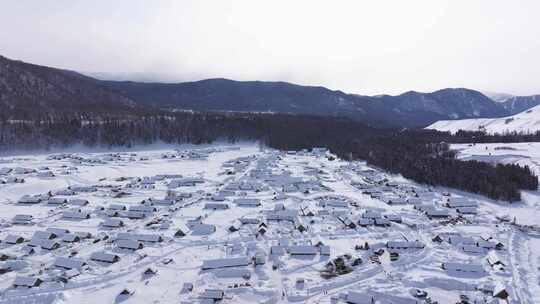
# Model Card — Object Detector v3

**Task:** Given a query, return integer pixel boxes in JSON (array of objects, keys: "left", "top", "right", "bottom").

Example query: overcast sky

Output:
[{"left": 1, "top": 0, "right": 539, "bottom": 95}]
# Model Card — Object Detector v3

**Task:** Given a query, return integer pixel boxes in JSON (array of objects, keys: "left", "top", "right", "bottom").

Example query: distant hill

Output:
[
  {"left": 2, "top": 54, "right": 538, "bottom": 127},
  {"left": 0, "top": 55, "right": 136, "bottom": 118},
  {"left": 102, "top": 79, "right": 511, "bottom": 127},
  {"left": 103, "top": 78, "right": 371, "bottom": 117},
  {"left": 373, "top": 88, "right": 508, "bottom": 122}
]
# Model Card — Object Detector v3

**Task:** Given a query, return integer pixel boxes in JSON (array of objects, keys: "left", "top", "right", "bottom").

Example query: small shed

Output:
[
  {"left": 13, "top": 277, "right": 42, "bottom": 288},
  {"left": 201, "top": 257, "right": 250, "bottom": 270},
  {"left": 200, "top": 289, "right": 224, "bottom": 301},
  {"left": 116, "top": 239, "right": 143, "bottom": 250},
  {"left": 90, "top": 252, "right": 120, "bottom": 264},
  {"left": 54, "top": 257, "right": 86, "bottom": 270}
]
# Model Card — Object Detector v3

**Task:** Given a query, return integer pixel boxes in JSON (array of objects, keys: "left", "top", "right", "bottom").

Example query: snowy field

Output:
[{"left": 0, "top": 143, "right": 537, "bottom": 304}]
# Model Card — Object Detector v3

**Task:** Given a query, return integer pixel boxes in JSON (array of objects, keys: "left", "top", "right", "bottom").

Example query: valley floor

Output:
[{"left": 0, "top": 143, "right": 538, "bottom": 304}]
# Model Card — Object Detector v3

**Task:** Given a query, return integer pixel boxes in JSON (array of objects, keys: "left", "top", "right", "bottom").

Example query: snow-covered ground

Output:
[
  {"left": 452, "top": 142, "right": 540, "bottom": 303},
  {"left": 426, "top": 104, "right": 540, "bottom": 134},
  {"left": 0, "top": 143, "right": 537, "bottom": 304}
]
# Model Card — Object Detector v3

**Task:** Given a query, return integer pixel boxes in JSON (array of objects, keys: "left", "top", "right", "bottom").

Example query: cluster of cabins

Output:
[
  {"left": 45, "top": 152, "right": 148, "bottom": 165},
  {"left": 334, "top": 210, "right": 403, "bottom": 229},
  {"left": 127, "top": 174, "right": 179, "bottom": 189},
  {"left": 114, "top": 232, "right": 163, "bottom": 251},
  {"left": 2, "top": 228, "right": 93, "bottom": 255},
  {"left": 122, "top": 174, "right": 202, "bottom": 190},
  {"left": 1, "top": 149, "right": 517, "bottom": 303},
  {"left": 176, "top": 149, "right": 212, "bottom": 160},
  {"left": 433, "top": 232, "right": 504, "bottom": 256},
  {"left": 351, "top": 167, "right": 482, "bottom": 221},
  {"left": 17, "top": 185, "right": 98, "bottom": 207},
  {"left": 169, "top": 177, "right": 205, "bottom": 188},
  {"left": 249, "top": 157, "right": 328, "bottom": 194},
  {"left": 444, "top": 197, "right": 479, "bottom": 215},
  {"left": 430, "top": 232, "right": 509, "bottom": 284},
  {"left": 1, "top": 165, "right": 79, "bottom": 183},
  {"left": 270, "top": 238, "right": 331, "bottom": 258},
  {"left": 6, "top": 230, "right": 168, "bottom": 289},
  {"left": 12, "top": 253, "right": 121, "bottom": 289},
  {"left": 0, "top": 166, "right": 35, "bottom": 180}
]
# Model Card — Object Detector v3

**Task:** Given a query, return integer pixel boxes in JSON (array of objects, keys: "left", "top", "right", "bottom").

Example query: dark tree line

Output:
[
  {"left": 334, "top": 134, "right": 538, "bottom": 202},
  {"left": 405, "top": 129, "right": 540, "bottom": 144},
  {"left": 0, "top": 111, "right": 537, "bottom": 201}
]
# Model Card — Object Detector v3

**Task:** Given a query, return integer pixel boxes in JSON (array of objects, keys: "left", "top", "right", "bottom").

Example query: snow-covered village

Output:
[
  {"left": 3, "top": 1, "right": 540, "bottom": 303},
  {"left": 0, "top": 143, "right": 538, "bottom": 304}
]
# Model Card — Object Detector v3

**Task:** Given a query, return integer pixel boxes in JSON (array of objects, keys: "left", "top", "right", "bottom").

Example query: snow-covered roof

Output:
[
  {"left": 18, "top": 195, "right": 41, "bottom": 204},
  {"left": 117, "top": 233, "right": 162, "bottom": 242},
  {"left": 200, "top": 289, "right": 224, "bottom": 300},
  {"left": 346, "top": 292, "right": 374, "bottom": 304},
  {"left": 266, "top": 210, "right": 298, "bottom": 221},
  {"left": 5, "top": 234, "right": 24, "bottom": 244},
  {"left": 101, "top": 218, "right": 124, "bottom": 227},
  {"left": 62, "top": 210, "right": 90, "bottom": 219},
  {"left": 116, "top": 239, "right": 143, "bottom": 250},
  {"left": 203, "top": 203, "right": 230, "bottom": 210},
  {"left": 129, "top": 205, "right": 156, "bottom": 213},
  {"left": 425, "top": 209, "right": 450, "bottom": 217},
  {"left": 387, "top": 241, "right": 425, "bottom": 249},
  {"left": 234, "top": 198, "right": 261, "bottom": 206},
  {"left": 13, "top": 276, "right": 41, "bottom": 287},
  {"left": 270, "top": 246, "right": 286, "bottom": 256},
  {"left": 287, "top": 245, "right": 318, "bottom": 255},
  {"left": 190, "top": 224, "right": 216, "bottom": 235},
  {"left": 214, "top": 268, "right": 251, "bottom": 278},
  {"left": 33, "top": 231, "right": 56, "bottom": 240},
  {"left": 46, "top": 228, "right": 70, "bottom": 235},
  {"left": 108, "top": 204, "right": 127, "bottom": 210},
  {"left": 61, "top": 234, "right": 80, "bottom": 242},
  {"left": 90, "top": 252, "right": 119, "bottom": 263},
  {"left": 456, "top": 207, "right": 478, "bottom": 214},
  {"left": 201, "top": 257, "right": 250, "bottom": 270},
  {"left": 54, "top": 257, "right": 86, "bottom": 270},
  {"left": 447, "top": 199, "right": 478, "bottom": 208},
  {"left": 46, "top": 198, "right": 67, "bottom": 205}
]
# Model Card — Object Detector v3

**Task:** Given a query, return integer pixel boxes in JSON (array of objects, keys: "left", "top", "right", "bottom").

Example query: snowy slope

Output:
[{"left": 426, "top": 104, "right": 540, "bottom": 134}]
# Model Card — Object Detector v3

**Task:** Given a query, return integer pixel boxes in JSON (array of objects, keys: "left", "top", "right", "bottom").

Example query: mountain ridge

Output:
[
  {"left": 0, "top": 55, "right": 137, "bottom": 117},
  {"left": 1, "top": 55, "right": 538, "bottom": 127}
]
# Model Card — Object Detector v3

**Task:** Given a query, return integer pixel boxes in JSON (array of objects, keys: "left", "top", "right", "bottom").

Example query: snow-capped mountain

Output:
[
  {"left": 426, "top": 103, "right": 540, "bottom": 134},
  {"left": 483, "top": 91, "right": 540, "bottom": 115},
  {"left": 500, "top": 95, "right": 540, "bottom": 115}
]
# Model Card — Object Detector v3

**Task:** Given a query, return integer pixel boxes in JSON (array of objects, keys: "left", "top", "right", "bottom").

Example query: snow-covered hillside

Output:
[{"left": 426, "top": 104, "right": 540, "bottom": 134}]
